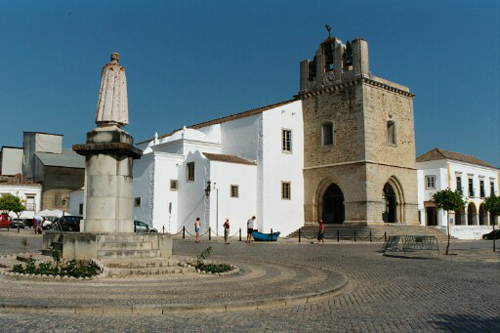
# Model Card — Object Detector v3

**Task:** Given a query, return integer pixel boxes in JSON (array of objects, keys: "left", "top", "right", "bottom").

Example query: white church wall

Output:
[
  {"left": 133, "top": 153, "right": 154, "bottom": 225},
  {"left": 260, "top": 100, "right": 304, "bottom": 235},
  {"left": 207, "top": 160, "right": 257, "bottom": 238},
  {"left": 221, "top": 114, "right": 261, "bottom": 161},
  {"left": 194, "top": 124, "right": 221, "bottom": 144},
  {"left": 177, "top": 151, "right": 210, "bottom": 234},
  {"left": 151, "top": 153, "right": 184, "bottom": 233}
]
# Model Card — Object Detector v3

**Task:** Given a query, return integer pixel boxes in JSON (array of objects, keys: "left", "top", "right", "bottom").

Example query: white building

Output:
[
  {"left": 0, "top": 175, "right": 42, "bottom": 221},
  {"left": 0, "top": 146, "right": 23, "bottom": 176},
  {"left": 417, "top": 148, "right": 499, "bottom": 239},
  {"left": 134, "top": 99, "right": 304, "bottom": 236}
]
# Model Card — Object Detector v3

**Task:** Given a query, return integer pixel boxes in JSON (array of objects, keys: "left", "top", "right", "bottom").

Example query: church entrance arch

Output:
[
  {"left": 322, "top": 184, "right": 345, "bottom": 224},
  {"left": 383, "top": 183, "right": 397, "bottom": 223},
  {"left": 382, "top": 177, "right": 405, "bottom": 223}
]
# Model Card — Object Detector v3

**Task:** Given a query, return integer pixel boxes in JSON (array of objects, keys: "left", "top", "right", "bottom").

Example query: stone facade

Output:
[{"left": 299, "top": 37, "right": 418, "bottom": 226}]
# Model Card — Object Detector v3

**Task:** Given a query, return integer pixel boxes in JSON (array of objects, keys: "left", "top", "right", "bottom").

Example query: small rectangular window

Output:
[
  {"left": 468, "top": 178, "right": 474, "bottom": 197},
  {"left": 456, "top": 177, "right": 462, "bottom": 194},
  {"left": 322, "top": 122, "right": 334, "bottom": 146},
  {"left": 491, "top": 182, "right": 495, "bottom": 196},
  {"left": 480, "top": 180, "right": 485, "bottom": 198},
  {"left": 282, "top": 182, "right": 291, "bottom": 200},
  {"left": 170, "top": 180, "right": 178, "bottom": 191},
  {"left": 282, "top": 129, "right": 292, "bottom": 153},
  {"left": 425, "top": 176, "right": 436, "bottom": 189},
  {"left": 134, "top": 197, "right": 141, "bottom": 207},
  {"left": 79, "top": 203, "right": 84, "bottom": 215},
  {"left": 230, "top": 185, "right": 239, "bottom": 198},
  {"left": 387, "top": 121, "right": 396, "bottom": 145},
  {"left": 186, "top": 162, "right": 195, "bottom": 181}
]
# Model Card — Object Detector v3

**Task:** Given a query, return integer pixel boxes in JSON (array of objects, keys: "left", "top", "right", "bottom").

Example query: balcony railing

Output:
[{"left": 25, "top": 203, "right": 36, "bottom": 211}]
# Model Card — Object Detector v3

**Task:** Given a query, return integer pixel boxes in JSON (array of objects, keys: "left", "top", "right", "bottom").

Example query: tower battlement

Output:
[{"left": 300, "top": 37, "right": 369, "bottom": 93}]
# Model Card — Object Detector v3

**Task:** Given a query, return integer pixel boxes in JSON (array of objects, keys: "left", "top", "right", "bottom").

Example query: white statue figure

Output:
[{"left": 95, "top": 52, "right": 129, "bottom": 128}]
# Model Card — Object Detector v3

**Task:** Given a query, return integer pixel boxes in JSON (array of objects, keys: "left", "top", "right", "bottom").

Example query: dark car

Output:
[
  {"left": 55, "top": 216, "right": 83, "bottom": 232},
  {"left": 482, "top": 230, "right": 500, "bottom": 240},
  {"left": 134, "top": 220, "right": 158, "bottom": 233}
]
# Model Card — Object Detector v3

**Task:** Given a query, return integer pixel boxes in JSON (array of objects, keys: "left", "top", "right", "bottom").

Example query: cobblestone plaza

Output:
[{"left": 0, "top": 231, "right": 499, "bottom": 332}]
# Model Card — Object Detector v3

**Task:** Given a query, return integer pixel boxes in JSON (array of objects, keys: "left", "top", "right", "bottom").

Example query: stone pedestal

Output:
[{"left": 73, "top": 129, "right": 142, "bottom": 233}]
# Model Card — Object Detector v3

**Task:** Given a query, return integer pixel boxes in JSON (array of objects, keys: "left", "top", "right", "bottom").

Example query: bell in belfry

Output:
[{"left": 95, "top": 52, "right": 129, "bottom": 128}]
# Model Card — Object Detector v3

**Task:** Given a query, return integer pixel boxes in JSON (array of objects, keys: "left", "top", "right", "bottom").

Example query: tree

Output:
[
  {"left": 0, "top": 194, "right": 27, "bottom": 233},
  {"left": 432, "top": 188, "right": 466, "bottom": 255},
  {"left": 484, "top": 194, "right": 500, "bottom": 252}
]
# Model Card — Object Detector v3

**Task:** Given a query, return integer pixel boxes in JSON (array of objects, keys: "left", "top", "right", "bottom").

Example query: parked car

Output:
[
  {"left": 54, "top": 216, "right": 83, "bottom": 232},
  {"left": 482, "top": 230, "right": 500, "bottom": 240},
  {"left": 11, "top": 219, "right": 25, "bottom": 229},
  {"left": 0, "top": 215, "right": 12, "bottom": 229},
  {"left": 134, "top": 220, "right": 157, "bottom": 233}
]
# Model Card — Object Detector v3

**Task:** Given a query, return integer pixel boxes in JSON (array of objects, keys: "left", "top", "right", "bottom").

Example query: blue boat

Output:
[{"left": 252, "top": 230, "right": 280, "bottom": 241}]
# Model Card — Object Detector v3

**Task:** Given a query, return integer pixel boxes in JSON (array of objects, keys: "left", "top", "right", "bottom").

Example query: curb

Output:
[{"left": 0, "top": 273, "right": 352, "bottom": 316}]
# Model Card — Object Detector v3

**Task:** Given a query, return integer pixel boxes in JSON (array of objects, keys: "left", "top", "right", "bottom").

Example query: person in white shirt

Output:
[{"left": 246, "top": 216, "right": 256, "bottom": 243}]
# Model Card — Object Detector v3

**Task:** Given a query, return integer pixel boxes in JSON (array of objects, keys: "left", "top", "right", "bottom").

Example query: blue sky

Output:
[{"left": 0, "top": 0, "right": 499, "bottom": 166}]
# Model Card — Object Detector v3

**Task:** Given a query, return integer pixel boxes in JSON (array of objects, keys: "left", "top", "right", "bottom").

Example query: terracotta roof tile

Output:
[
  {"left": 417, "top": 148, "right": 497, "bottom": 169},
  {"left": 203, "top": 153, "right": 256, "bottom": 165},
  {"left": 137, "top": 99, "right": 297, "bottom": 144}
]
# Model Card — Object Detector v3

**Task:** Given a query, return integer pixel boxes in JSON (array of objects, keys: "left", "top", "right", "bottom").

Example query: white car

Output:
[
  {"left": 42, "top": 216, "right": 60, "bottom": 229},
  {"left": 134, "top": 220, "right": 158, "bottom": 233}
]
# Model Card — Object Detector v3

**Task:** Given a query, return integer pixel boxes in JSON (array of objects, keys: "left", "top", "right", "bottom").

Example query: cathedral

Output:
[{"left": 133, "top": 35, "right": 419, "bottom": 236}]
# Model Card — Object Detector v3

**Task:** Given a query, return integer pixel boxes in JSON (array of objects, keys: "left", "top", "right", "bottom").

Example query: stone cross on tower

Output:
[{"left": 95, "top": 52, "right": 129, "bottom": 129}]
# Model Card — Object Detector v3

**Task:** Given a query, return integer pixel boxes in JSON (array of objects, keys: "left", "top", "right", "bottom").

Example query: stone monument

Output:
[
  {"left": 74, "top": 52, "right": 140, "bottom": 234},
  {"left": 44, "top": 53, "right": 172, "bottom": 261}
]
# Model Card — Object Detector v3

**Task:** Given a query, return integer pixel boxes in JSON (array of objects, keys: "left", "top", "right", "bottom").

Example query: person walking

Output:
[
  {"left": 223, "top": 218, "right": 230, "bottom": 244},
  {"left": 317, "top": 220, "right": 325, "bottom": 245},
  {"left": 246, "top": 216, "right": 256, "bottom": 243},
  {"left": 194, "top": 217, "right": 201, "bottom": 243}
]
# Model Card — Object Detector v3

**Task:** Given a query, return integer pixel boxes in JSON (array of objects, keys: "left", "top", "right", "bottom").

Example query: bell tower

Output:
[{"left": 298, "top": 35, "right": 418, "bottom": 226}]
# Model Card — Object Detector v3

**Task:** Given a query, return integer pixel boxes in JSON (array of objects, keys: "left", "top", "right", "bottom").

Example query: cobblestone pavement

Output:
[{"left": 0, "top": 230, "right": 499, "bottom": 332}]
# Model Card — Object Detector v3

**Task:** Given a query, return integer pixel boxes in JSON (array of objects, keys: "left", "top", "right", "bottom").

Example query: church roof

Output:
[
  {"left": 138, "top": 99, "right": 297, "bottom": 145},
  {"left": 416, "top": 148, "right": 496, "bottom": 169},
  {"left": 203, "top": 153, "right": 256, "bottom": 165},
  {"left": 35, "top": 148, "right": 85, "bottom": 169}
]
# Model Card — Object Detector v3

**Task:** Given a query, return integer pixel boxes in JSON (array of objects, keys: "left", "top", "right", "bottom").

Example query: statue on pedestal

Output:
[{"left": 95, "top": 52, "right": 128, "bottom": 129}]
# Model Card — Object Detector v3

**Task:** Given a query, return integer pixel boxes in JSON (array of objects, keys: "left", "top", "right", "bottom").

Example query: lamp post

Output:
[{"left": 205, "top": 181, "right": 211, "bottom": 198}]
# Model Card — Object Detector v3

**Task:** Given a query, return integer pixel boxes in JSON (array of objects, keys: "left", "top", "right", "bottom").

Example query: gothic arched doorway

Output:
[
  {"left": 322, "top": 184, "right": 345, "bottom": 224},
  {"left": 383, "top": 183, "right": 397, "bottom": 223}
]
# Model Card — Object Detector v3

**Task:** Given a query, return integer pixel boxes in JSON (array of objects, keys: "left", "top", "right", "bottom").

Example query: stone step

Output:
[
  {"left": 98, "top": 234, "right": 157, "bottom": 243},
  {"left": 288, "top": 225, "right": 454, "bottom": 241},
  {"left": 106, "top": 266, "right": 195, "bottom": 278},
  {"left": 101, "top": 258, "right": 179, "bottom": 269},
  {"left": 97, "top": 249, "right": 161, "bottom": 259},
  {"left": 99, "top": 241, "right": 153, "bottom": 251},
  {"left": 51, "top": 241, "right": 63, "bottom": 251}
]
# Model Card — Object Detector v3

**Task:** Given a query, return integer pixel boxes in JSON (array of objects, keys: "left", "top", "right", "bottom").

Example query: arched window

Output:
[{"left": 387, "top": 120, "right": 396, "bottom": 145}]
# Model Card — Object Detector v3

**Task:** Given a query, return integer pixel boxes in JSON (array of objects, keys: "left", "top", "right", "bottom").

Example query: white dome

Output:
[{"left": 168, "top": 127, "right": 206, "bottom": 142}]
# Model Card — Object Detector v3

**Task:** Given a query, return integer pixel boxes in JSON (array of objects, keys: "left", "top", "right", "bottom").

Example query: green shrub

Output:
[
  {"left": 192, "top": 246, "right": 232, "bottom": 273},
  {"left": 10, "top": 259, "right": 101, "bottom": 278}
]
